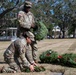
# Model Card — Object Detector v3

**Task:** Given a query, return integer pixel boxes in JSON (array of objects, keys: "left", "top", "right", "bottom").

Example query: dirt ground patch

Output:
[{"left": 0, "top": 39, "right": 76, "bottom": 75}]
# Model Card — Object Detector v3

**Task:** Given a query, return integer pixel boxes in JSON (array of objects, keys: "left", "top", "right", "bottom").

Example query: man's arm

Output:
[
  {"left": 18, "top": 42, "right": 30, "bottom": 67},
  {"left": 17, "top": 40, "right": 34, "bottom": 71},
  {"left": 31, "top": 13, "right": 35, "bottom": 28}
]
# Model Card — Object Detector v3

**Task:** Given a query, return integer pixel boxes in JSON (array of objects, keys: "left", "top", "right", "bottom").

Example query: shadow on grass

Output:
[
  {"left": 0, "top": 59, "right": 6, "bottom": 64},
  {"left": 39, "top": 61, "right": 76, "bottom": 68},
  {"left": 0, "top": 61, "right": 6, "bottom": 64}
]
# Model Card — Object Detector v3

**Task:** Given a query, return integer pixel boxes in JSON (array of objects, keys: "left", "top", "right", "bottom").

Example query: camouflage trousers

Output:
[{"left": 3, "top": 56, "right": 21, "bottom": 73}]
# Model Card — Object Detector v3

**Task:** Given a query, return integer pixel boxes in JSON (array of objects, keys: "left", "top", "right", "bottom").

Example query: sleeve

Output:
[
  {"left": 31, "top": 13, "right": 37, "bottom": 29},
  {"left": 17, "top": 41, "right": 31, "bottom": 67},
  {"left": 32, "top": 13, "right": 35, "bottom": 24},
  {"left": 25, "top": 44, "right": 34, "bottom": 64},
  {"left": 18, "top": 11, "right": 31, "bottom": 29},
  {"left": 19, "top": 52, "right": 31, "bottom": 67}
]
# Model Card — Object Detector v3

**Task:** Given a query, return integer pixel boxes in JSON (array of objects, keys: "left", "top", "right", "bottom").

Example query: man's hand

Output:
[
  {"left": 31, "top": 23, "right": 35, "bottom": 28},
  {"left": 32, "top": 62, "right": 38, "bottom": 66},
  {"left": 26, "top": 37, "right": 32, "bottom": 44},
  {"left": 29, "top": 65, "right": 34, "bottom": 72}
]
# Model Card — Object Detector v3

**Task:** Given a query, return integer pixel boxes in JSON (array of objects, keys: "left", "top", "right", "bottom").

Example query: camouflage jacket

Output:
[
  {"left": 4, "top": 38, "right": 30, "bottom": 67},
  {"left": 18, "top": 11, "right": 35, "bottom": 29}
]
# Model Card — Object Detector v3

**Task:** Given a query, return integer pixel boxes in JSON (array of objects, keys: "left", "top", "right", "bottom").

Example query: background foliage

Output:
[{"left": 0, "top": 0, "right": 76, "bottom": 38}]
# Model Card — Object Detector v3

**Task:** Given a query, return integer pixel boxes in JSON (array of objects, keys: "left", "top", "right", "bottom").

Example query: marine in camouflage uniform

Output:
[
  {"left": 17, "top": 1, "right": 38, "bottom": 63},
  {"left": 1, "top": 36, "right": 34, "bottom": 73}
]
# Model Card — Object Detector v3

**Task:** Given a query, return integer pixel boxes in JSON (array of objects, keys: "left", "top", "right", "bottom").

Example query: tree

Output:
[
  {"left": 67, "top": 0, "right": 76, "bottom": 38},
  {"left": 51, "top": 0, "right": 76, "bottom": 38},
  {"left": 0, "top": 0, "right": 24, "bottom": 29},
  {"left": 0, "top": 0, "right": 76, "bottom": 38},
  {"left": 0, "top": 0, "right": 19, "bottom": 19},
  {"left": 31, "top": 0, "right": 54, "bottom": 35}
]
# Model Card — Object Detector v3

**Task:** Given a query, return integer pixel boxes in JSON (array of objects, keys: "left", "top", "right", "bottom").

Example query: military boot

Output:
[
  {"left": 0, "top": 68, "right": 2, "bottom": 73},
  {"left": 0, "top": 66, "right": 17, "bottom": 73},
  {"left": 0, "top": 66, "right": 5, "bottom": 73}
]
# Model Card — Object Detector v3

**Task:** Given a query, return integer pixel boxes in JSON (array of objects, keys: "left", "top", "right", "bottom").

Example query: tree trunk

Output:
[
  {"left": 62, "top": 30, "right": 65, "bottom": 38},
  {"left": 62, "top": 22, "right": 65, "bottom": 38},
  {"left": 73, "top": 29, "right": 76, "bottom": 38}
]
